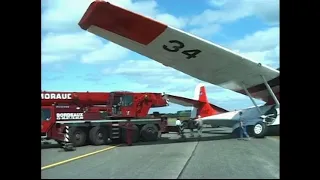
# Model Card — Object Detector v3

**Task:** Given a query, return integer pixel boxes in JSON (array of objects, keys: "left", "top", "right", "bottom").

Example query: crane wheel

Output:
[
  {"left": 140, "top": 124, "right": 159, "bottom": 142},
  {"left": 89, "top": 126, "right": 109, "bottom": 146},
  {"left": 121, "top": 124, "right": 139, "bottom": 143},
  {"left": 182, "top": 121, "right": 188, "bottom": 129},
  {"left": 211, "top": 125, "right": 220, "bottom": 128},
  {"left": 69, "top": 127, "right": 87, "bottom": 147},
  {"left": 55, "top": 140, "right": 64, "bottom": 147}
]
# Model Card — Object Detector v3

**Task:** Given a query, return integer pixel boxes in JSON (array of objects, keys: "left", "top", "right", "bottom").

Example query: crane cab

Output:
[
  {"left": 41, "top": 106, "right": 55, "bottom": 136},
  {"left": 41, "top": 106, "right": 64, "bottom": 141},
  {"left": 109, "top": 92, "right": 135, "bottom": 118}
]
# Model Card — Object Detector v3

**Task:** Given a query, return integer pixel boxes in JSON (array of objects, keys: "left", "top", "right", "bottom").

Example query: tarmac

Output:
[{"left": 41, "top": 127, "right": 279, "bottom": 179}]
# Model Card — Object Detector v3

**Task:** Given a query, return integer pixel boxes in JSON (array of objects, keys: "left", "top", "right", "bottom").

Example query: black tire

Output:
[
  {"left": 89, "top": 126, "right": 109, "bottom": 146},
  {"left": 211, "top": 125, "right": 220, "bottom": 128},
  {"left": 69, "top": 127, "right": 87, "bottom": 147},
  {"left": 182, "top": 121, "right": 188, "bottom": 129},
  {"left": 121, "top": 124, "right": 139, "bottom": 143},
  {"left": 250, "top": 122, "right": 267, "bottom": 138},
  {"left": 140, "top": 124, "right": 159, "bottom": 141},
  {"left": 55, "top": 140, "right": 64, "bottom": 146}
]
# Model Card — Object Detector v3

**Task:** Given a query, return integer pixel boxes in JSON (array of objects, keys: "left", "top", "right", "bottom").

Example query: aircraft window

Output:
[{"left": 41, "top": 109, "right": 51, "bottom": 121}]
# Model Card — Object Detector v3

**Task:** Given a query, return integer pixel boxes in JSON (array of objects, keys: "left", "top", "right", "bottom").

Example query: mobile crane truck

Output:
[{"left": 41, "top": 91, "right": 171, "bottom": 148}]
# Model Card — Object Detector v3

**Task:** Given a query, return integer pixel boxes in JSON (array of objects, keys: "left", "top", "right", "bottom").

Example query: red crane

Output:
[
  {"left": 41, "top": 91, "right": 110, "bottom": 106},
  {"left": 41, "top": 91, "right": 170, "bottom": 147},
  {"left": 41, "top": 91, "right": 168, "bottom": 118}
]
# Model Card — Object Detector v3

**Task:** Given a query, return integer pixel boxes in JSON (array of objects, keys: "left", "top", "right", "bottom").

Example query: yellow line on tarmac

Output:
[{"left": 41, "top": 144, "right": 122, "bottom": 171}]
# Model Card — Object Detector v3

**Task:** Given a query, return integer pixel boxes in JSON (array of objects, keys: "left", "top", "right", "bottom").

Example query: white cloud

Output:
[
  {"left": 42, "top": 32, "right": 103, "bottom": 53},
  {"left": 229, "top": 27, "right": 279, "bottom": 68},
  {"left": 41, "top": 0, "right": 160, "bottom": 33},
  {"left": 102, "top": 60, "right": 192, "bottom": 91},
  {"left": 41, "top": 32, "right": 104, "bottom": 64},
  {"left": 155, "top": 14, "right": 188, "bottom": 29},
  {"left": 42, "top": 54, "right": 75, "bottom": 64},
  {"left": 189, "top": 24, "right": 222, "bottom": 38},
  {"left": 108, "top": 0, "right": 159, "bottom": 18},
  {"left": 187, "top": 0, "right": 278, "bottom": 38},
  {"left": 236, "top": 46, "right": 279, "bottom": 68},
  {"left": 230, "top": 27, "right": 279, "bottom": 52},
  {"left": 41, "top": 0, "right": 93, "bottom": 33},
  {"left": 191, "top": 0, "right": 279, "bottom": 26},
  {"left": 209, "top": 0, "right": 228, "bottom": 7},
  {"left": 41, "top": 0, "right": 188, "bottom": 64},
  {"left": 81, "top": 43, "right": 130, "bottom": 64}
]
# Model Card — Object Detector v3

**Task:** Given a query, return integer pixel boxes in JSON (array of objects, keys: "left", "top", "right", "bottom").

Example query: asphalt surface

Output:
[
  {"left": 41, "top": 142, "right": 116, "bottom": 167},
  {"left": 41, "top": 128, "right": 279, "bottom": 179}
]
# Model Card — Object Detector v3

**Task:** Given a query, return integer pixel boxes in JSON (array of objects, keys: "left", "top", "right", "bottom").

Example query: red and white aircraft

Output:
[{"left": 78, "top": 1, "right": 280, "bottom": 138}]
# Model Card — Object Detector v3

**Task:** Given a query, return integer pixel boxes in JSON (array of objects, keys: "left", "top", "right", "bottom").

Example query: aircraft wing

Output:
[
  {"left": 79, "top": 1, "right": 280, "bottom": 102},
  {"left": 163, "top": 94, "right": 228, "bottom": 113}
]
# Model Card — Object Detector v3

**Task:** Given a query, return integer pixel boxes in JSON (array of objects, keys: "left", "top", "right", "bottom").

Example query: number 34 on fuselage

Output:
[{"left": 162, "top": 40, "right": 202, "bottom": 60}]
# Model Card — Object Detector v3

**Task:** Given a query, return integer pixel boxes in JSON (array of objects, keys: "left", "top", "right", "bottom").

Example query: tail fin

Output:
[{"left": 191, "top": 83, "right": 222, "bottom": 118}]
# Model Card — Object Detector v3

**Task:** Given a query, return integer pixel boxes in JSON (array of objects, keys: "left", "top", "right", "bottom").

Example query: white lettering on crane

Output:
[
  {"left": 56, "top": 113, "right": 84, "bottom": 120},
  {"left": 41, "top": 93, "right": 72, "bottom": 100}
]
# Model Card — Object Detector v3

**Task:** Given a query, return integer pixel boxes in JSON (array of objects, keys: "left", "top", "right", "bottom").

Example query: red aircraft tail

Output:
[
  {"left": 162, "top": 84, "right": 227, "bottom": 118},
  {"left": 191, "top": 83, "right": 226, "bottom": 118}
]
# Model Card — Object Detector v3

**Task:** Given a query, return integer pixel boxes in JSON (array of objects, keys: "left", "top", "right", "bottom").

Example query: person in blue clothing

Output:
[{"left": 238, "top": 111, "right": 250, "bottom": 141}]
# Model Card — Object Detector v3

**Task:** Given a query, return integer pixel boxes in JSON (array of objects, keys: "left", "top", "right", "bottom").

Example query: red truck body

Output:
[
  {"left": 41, "top": 91, "right": 168, "bottom": 118},
  {"left": 41, "top": 91, "right": 110, "bottom": 106},
  {"left": 41, "top": 91, "right": 171, "bottom": 147}
]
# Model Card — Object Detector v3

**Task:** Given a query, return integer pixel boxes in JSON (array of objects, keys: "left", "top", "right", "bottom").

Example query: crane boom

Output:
[{"left": 41, "top": 91, "right": 110, "bottom": 106}]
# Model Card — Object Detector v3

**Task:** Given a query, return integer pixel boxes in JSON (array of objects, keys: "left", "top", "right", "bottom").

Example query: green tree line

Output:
[{"left": 148, "top": 110, "right": 191, "bottom": 118}]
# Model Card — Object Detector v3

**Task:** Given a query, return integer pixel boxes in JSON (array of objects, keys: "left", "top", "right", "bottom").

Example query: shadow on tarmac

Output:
[
  {"left": 41, "top": 143, "right": 61, "bottom": 149},
  {"left": 41, "top": 130, "right": 233, "bottom": 149},
  {"left": 126, "top": 134, "right": 234, "bottom": 147},
  {"left": 116, "top": 128, "right": 239, "bottom": 147},
  {"left": 41, "top": 127, "right": 279, "bottom": 149},
  {"left": 119, "top": 128, "right": 279, "bottom": 147}
]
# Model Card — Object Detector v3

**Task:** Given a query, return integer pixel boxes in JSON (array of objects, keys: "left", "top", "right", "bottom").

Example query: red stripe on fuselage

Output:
[
  {"left": 237, "top": 76, "right": 279, "bottom": 95},
  {"left": 237, "top": 76, "right": 279, "bottom": 103},
  {"left": 79, "top": 1, "right": 168, "bottom": 45},
  {"left": 266, "top": 92, "right": 280, "bottom": 105}
]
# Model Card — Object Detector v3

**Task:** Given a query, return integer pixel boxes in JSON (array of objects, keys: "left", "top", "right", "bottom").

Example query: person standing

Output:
[
  {"left": 239, "top": 112, "right": 250, "bottom": 141},
  {"left": 188, "top": 118, "right": 195, "bottom": 137},
  {"left": 195, "top": 115, "right": 203, "bottom": 137},
  {"left": 175, "top": 118, "right": 183, "bottom": 135},
  {"left": 124, "top": 119, "right": 134, "bottom": 146}
]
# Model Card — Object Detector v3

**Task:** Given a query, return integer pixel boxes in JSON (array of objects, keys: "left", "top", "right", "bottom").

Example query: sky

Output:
[{"left": 41, "top": 0, "right": 279, "bottom": 113}]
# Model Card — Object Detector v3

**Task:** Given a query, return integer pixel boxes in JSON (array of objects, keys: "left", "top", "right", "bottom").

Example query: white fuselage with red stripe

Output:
[
  {"left": 163, "top": 83, "right": 279, "bottom": 129},
  {"left": 200, "top": 105, "right": 279, "bottom": 128}
]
